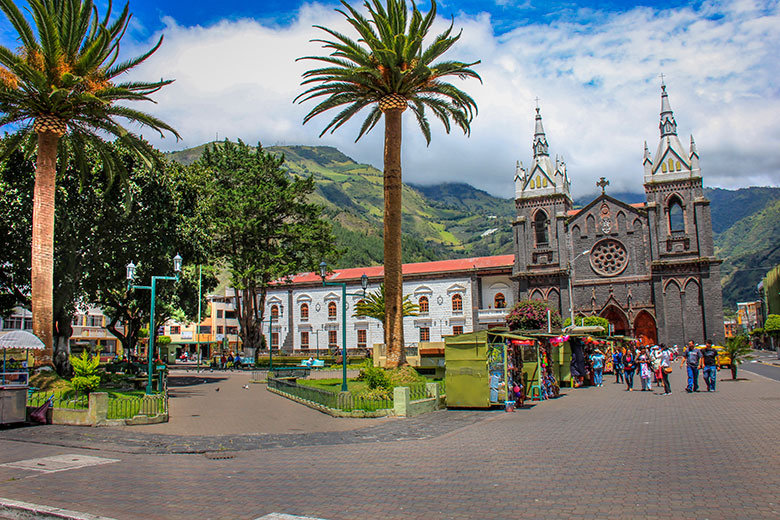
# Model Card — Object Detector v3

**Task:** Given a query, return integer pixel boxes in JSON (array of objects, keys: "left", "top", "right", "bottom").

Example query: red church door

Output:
[{"left": 633, "top": 311, "right": 658, "bottom": 346}]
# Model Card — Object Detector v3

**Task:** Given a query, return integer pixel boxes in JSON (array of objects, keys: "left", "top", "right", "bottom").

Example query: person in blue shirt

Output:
[
  {"left": 612, "top": 350, "right": 623, "bottom": 384},
  {"left": 590, "top": 349, "right": 606, "bottom": 387}
]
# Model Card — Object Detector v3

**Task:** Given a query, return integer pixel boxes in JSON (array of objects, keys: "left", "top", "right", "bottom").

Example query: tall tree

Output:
[
  {"left": 296, "top": 0, "right": 480, "bottom": 366},
  {"left": 0, "top": 0, "right": 179, "bottom": 364},
  {"left": 198, "top": 140, "right": 337, "bottom": 357}
]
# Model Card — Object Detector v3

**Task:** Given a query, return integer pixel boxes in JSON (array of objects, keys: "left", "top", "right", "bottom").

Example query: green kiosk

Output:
[{"left": 444, "top": 330, "right": 531, "bottom": 408}]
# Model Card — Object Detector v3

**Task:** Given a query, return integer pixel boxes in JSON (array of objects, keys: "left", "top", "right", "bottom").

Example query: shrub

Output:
[
  {"left": 358, "top": 365, "right": 392, "bottom": 390},
  {"left": 70, "top": 350, "right": 101, "bottom": 396},
  {"left": 387, "top": 366, "right": 426, "bottom": 385},
  {"left": 506, "top": 299, "right": 562, "bottom": 331}
]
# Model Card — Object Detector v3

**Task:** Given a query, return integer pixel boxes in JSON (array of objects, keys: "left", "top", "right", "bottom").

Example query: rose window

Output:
[{"left": 590, "top": 239, "right": 628, "bottom": 276}]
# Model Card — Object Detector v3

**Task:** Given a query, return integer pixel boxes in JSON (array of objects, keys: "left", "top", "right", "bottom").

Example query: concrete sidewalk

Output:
[{"left": 132, "top": 371, "right": 387, "bottom": 436}]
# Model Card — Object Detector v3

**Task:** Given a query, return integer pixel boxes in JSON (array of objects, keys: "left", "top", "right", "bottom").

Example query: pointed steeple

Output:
[
  {"left": 689, "top": 135, "right": 699, "bottom": 159},
  {"left": 659, "top": 82, "right": 677, "bottom": 137},
  {"left": 643, "top": 141, "right": 652, "bottom": 164},
  {"left": 533, "top": 107, "right": 549, "bottom": 157}
]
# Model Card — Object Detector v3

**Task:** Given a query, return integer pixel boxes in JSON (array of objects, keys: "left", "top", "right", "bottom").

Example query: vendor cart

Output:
[
  {"left": 444, "top": 330, "right": 530, "bottom": 408},
  {"left": 0, "top": 331, "right": 44, "bottom": 425}
]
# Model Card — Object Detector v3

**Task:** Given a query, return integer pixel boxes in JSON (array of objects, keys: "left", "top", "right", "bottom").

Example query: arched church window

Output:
[
  {"left": 676, "top": 161, "right": 682, "bottom": 171},
  {"left": 669, "top": 198, "right": 684, "bottom": 233},
  {"left": 668, "top": 158, "right": 674, "bottom": 171},
  {"left": 419, "top": 296, "right": 429, "bottom": 314},
  {"left": 534, "top": 210, "right": 549, "bottom": 245}
]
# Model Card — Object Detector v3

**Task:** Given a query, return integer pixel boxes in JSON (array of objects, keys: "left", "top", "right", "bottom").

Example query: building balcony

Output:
[{"left": 477, "top": 308, "right": 509, "bottom": 324}]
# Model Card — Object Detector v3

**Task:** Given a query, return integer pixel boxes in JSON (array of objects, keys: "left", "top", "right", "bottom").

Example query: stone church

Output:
[{"left": 512, "top": 84, "right": 725, "bottom": 346}]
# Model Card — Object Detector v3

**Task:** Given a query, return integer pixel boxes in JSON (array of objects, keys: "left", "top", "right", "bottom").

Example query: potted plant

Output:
[{"left": 723, "top": 335, "right": 754, "bottom": 380}]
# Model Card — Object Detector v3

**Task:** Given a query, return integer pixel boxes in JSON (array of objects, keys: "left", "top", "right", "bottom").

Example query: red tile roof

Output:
[{"left": 279, "top": 254, "right": 515, "bottom": 285}]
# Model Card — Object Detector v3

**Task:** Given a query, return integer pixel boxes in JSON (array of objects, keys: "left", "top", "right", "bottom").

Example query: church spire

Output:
[
  {"left": 659, "top": 82, "right": 677, "bottom": 137},
  {"left": 533, "top": 106, "right": 549, "bottom": 157}
]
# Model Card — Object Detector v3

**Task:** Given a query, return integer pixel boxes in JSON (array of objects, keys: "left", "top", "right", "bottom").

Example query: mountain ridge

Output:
[{"left": 167, "top": 142, "right": 779, "bottom": 309}]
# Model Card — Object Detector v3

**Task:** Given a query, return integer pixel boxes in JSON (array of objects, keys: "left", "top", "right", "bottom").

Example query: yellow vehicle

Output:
[{"left": 695, "top": 344, "right": 731, "bottom": 369}]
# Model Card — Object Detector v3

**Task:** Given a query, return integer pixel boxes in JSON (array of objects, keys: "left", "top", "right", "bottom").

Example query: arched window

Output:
[
  {"left": 270, "top": 305, "right": 279, "bottom": 320},
  {"left": 669, "top": 198, "right": 684, "bottom": 233},
  {"left": 534, "top": 210, "right": 549, "bottom": 245},
  {"left": 494, "top": 293, "right": 506, "bottom": 309},
  {"left": 419, "top": 296, "right": 429, "bottom": 313},
  {"left": 300, "top": 303, "right": 309, "bottom": 320},
  {"left": 452, "top": 294, "right": 463, "bottom": 312},
  {"left": 328, "top": 301, "right": 337, "bottom": 319}
]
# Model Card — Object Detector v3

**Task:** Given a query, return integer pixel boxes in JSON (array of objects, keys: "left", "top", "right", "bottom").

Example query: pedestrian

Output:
[
  {"left": 659, "top": 344, "right": 672, "bottom": 395},
  {"left": 612, "top": 349, "right": 623, "bottom": 383},
  {"left": 638, "top": 349, "right": 652, "bottom": 391},
  {"left": 623, "top": 347, "right": 635, "bottom": 391},
  {"left": 590, "top": 349, "right": 605, "bottom": 387},
  {"left": 650, "top": 345, "right": 662, "bottom": 387},
  {"left": 700, "top": 339, "right": 719, "bottom": 392},
  {"left": 680, "top": 340, "right": 701, "bottom": 392},
  {"left": 220, "top": 354, "right": 227, "bottom": 370}
]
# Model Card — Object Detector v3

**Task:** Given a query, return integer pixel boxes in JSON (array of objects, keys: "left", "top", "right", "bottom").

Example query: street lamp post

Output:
[
  {"left": 567, "top": 250, "right": 590, "bottom": 327},
  {"left": 126, "top": 254, "right": 182, "bottom": 394},
  {"left": 319, "top": 261, "right": 368, "bottom": 392}
]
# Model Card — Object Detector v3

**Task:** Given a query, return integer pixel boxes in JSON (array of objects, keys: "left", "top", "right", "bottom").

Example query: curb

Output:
[{"left": 0, "top": 498, "right": 117, "bottom": 520}]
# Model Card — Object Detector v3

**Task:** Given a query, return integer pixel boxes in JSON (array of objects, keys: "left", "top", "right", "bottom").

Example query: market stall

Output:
[
  {"left": 444, "top": 330, "right": 530, "bottom": 409},
  {"left": 0, "top": 331, "right": 43, "bottom": 425}
]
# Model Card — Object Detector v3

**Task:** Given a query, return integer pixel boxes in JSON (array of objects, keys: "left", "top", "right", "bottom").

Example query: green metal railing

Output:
[
  {"left": 268, "top": 378, "right": 392, "bottom": 412},
  {"left": 107, "top": 394, "right": 167, "bottom": 419},
  {"left": 28, "top": 391, "right": 87, "bottom": 409}
]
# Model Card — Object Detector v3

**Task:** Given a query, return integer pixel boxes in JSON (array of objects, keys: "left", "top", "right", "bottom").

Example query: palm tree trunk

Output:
[
  {"left": 383, "top": 108, "right": 405, "bottom": 368},
  {"left": 31, "top": 131, "right": 59, "bottom": 366}
]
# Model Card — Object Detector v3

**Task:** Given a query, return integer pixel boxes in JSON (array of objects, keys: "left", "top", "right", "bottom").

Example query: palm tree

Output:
[
  {"left": 352, "top": 283, "right": 419, "bottom": 325},
  {"left": 296, "top": 0, "right": 480, "bottom": 367},
  {"left": 723, "top": 335, "right": 754, "bottom": 380},
  {"left": 0, "top": 0, "right": 180, "bottom": 365}
]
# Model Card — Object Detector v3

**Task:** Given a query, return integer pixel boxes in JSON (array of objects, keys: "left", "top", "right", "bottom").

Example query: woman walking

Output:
[
  {"left": 659, "top": 344, "right": 672, "bottom": 395},
  {"left": 638, "top": 349, "right": 652, "bottom": 391},
  {"left": 623, "top": 347, "right": 636, "bottom": 391},
  {"left": 590, "top": 349, "right": 606, "bottom": 387}
]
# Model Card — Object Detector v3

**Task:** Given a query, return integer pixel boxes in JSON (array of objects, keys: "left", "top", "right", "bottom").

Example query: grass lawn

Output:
[{"left": 297, "top": 378, "right": 370, "bottom": 393}]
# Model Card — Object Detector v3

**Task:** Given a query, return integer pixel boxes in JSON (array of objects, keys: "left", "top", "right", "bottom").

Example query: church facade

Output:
[{"left": 512, "top": 84, "right": 725, "bottom": 346}]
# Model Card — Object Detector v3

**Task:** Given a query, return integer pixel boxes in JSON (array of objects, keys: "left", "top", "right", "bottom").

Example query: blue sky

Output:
[{"left": 1, "top": 0, "right": 778, "bottom": 196}]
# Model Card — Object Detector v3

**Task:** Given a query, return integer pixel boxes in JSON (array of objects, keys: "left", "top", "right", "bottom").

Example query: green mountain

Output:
[
  {"left": 166, "top": 143, "right": 515, "bottom": 265},
  {"left": 167, "top": 143, "right": 779, "bottom": 310}
]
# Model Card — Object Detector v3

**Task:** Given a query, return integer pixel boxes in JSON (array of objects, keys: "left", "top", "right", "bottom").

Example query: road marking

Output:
[
  {"left": 0, "top": 497, "right": 118, "bottom": 520},
  {"left": 255, "top": 514, "right": 328, "bottom": 520},
  {"left": 1, "top": 454, "right": 119, "bottom": 474}
]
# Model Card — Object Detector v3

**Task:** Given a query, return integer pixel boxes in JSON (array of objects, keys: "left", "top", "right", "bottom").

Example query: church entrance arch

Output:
[
  {"left": 600, "top": 305, "right": 629, "bottom": 336},
  {"left": 633, "top": 311, "right": 657, "bottom": 346}
]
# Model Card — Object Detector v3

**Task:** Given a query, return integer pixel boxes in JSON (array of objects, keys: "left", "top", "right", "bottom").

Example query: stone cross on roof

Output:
[{"left": 597, "top": 177, "right": 610, "bottom": 193}]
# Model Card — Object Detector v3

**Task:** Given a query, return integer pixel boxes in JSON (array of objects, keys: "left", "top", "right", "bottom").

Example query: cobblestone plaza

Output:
[{"left": 1, "top": 363, "right": 779, "bottom": 519}]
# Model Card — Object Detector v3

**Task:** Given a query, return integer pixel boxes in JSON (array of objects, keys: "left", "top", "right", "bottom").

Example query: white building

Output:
[{"left": 263, "top": 255, "right": 514, "bottom": 354}]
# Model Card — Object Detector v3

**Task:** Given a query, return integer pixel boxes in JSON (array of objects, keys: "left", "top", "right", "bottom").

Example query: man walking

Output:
[
  {"left": 680, "top": 340, "right": 701, "bottom": 392},
  {"left": 612, "top": 349, "right": 623, "bottom": 384},
  {"left": 700, "top": 339, "right": 719, "bottom": 392}
]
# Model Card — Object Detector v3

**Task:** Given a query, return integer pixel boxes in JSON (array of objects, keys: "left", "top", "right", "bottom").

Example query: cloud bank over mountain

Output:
[{"left": 126, "top": 0, "right": 780, "bottom": 197}]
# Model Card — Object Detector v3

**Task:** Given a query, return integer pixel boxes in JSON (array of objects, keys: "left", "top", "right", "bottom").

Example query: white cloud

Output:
[{"left": 125, "top": 0, "right": 780, "bottom": 198}]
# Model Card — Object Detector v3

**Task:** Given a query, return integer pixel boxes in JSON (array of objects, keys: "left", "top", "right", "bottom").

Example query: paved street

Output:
[
  {"left": 742, "top": 350, "right": 780, "bottom": 382},
  {"left": 1, "top": 368, "right": 779, "bottom": 520}
]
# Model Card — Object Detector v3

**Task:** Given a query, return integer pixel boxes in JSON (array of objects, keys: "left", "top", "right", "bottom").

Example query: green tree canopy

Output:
[
  {"left": 563, "top": 316, "right": 610, "bottom": 336},
  {"left": 0, "top": 0, "right": 179, "bottom": 363},
  {"left": 764, "top": 314, "right": 780, "bottom": 335},
  {"left": 197, "top": 140, "right": 337, "bottom": 354}
]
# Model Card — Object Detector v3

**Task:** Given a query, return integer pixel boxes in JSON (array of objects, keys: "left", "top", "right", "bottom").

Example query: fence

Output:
[
  {"left": 268, "top": 377, "right": 392, "bottom": 412},
  {"left": 107, "top": 394, "right": 167, "bottom": 420},
  {"left": 28, "top": 391, "right": 88, "bottom": 410},
  {"left": 268, "top": 378, "right": 444, "bottom": 414}
]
